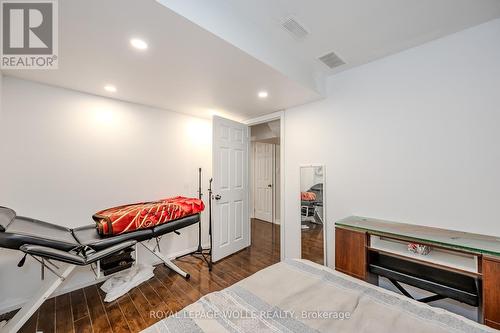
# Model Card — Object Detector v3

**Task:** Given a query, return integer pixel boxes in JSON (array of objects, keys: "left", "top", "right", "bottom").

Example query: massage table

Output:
[
  {"left": 301, "top": 183, "right": 324, "bottom": 225},
  {"left": 0, "top": 206, "right": 200, "bottom": 333}
]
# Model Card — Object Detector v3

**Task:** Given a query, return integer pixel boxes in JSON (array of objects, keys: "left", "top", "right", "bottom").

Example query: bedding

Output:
[
  {"left": 301, "top": 191, "right": 317, "bottom": 201},
  {"left": 143, "top": 259, "right": 494, "bottom": 333},
  {"left": 93, "top": 196, "right": 204, "bottom": 236}
]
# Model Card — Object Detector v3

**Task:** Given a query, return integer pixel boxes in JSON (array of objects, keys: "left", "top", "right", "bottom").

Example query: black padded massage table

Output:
[
  {"left": 301, "top": 183, "right": 324, "bottom": 224},
  {"left": 0, "top": 206, "right": 200, "bottom": 333}
]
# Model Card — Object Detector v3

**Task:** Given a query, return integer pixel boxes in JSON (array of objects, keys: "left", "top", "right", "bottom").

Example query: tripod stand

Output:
[{"left": 177, "top": 168, "right": 213, "bottom": 271}]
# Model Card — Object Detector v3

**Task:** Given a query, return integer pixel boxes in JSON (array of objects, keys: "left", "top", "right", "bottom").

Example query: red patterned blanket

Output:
[
  {"left": 93, "top": 196, "right": 205, "bottom": 236},
  {"left": 301, "top": 191, "right": 317, "bottom": 201}
]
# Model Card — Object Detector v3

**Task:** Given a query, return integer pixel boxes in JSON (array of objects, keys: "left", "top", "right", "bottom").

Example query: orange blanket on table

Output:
[{"left": 93, "top": 196, "right": 205, "bottom": 236}]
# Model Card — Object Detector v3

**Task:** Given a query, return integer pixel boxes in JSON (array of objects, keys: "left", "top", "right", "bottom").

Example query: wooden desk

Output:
[{"left": 334, "top": 216, "right": 500, "bottom": 329}]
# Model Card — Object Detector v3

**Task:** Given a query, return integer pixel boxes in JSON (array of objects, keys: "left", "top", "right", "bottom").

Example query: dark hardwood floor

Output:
[
  {"left": 5, "top": 219, "right": 324, "bottom": 333},
  {"left": 301, "top": 221, "right": 324, "bottom": 265},
  {"left": 13, "top": 219, "right": 281, "bottom": 333}
]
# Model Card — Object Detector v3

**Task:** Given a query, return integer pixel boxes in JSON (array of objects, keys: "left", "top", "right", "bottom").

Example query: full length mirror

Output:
[{"left": 300, "top": 165, "right": 325, "bottom": 265}]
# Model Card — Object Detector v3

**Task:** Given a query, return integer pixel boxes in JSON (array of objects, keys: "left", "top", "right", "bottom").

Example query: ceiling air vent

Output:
[
  {"left": 318, "top": 51, "right": 345, "bottom": 69},
  {"left": 281, "top": 17, "right": 309, "bottom": 39}
]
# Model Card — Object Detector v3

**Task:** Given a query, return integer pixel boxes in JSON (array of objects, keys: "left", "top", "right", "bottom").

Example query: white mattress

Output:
[{"left": 143, "top": 259, "right": 496, "bottom": 333}]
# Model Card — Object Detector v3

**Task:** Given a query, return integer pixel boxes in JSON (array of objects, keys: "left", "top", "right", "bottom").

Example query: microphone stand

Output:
[{"left": 177, "top": 168, "right": 212, "bottom": 271}]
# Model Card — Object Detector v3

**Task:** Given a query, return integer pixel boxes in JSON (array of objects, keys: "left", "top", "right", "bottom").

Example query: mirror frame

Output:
[{"left": 299, "top": 164, "right": 327, "bottom": 266}]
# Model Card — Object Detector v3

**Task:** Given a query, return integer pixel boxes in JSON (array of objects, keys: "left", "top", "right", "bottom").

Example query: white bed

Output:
[{"left": 143, "top": 259, "right": 496, "bottom": 333}]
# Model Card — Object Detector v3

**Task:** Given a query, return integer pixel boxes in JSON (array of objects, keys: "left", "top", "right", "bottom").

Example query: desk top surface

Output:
[{"left": 336, "top": 216, "right": 500, "bottom": 257}]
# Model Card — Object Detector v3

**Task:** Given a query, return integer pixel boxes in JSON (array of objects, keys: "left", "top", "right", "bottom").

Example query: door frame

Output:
[{"left": 244, "top": 111, "right": 285, "bottom": 261}]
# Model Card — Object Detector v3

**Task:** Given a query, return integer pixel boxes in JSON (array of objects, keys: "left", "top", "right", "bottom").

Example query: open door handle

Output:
[
  {"left": 214, "top": 194, "right": 221, "bottom": 200},
  {"left": 267, "top": 184, "right": 272, "bottom": 188}
]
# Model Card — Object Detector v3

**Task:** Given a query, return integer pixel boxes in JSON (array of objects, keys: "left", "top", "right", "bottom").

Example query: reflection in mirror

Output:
[{"left": 300, "top": 165, "right": 325, "bottom": 265}]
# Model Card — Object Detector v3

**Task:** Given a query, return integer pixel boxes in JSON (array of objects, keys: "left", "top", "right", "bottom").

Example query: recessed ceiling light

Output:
[
  {"left": 258, "top": 91, "right": 268, "bottom": 99},
  {"left": 130, "top": 38, "right": 148, "bottom": 50},
  {"left": 104, "top": 84, "right": 117, "bottom": 93}
]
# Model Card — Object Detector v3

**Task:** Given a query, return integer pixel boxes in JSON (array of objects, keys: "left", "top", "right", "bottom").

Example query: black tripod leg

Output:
[{"left": 180, "top": 171, "right": 213, "bottom": 271}]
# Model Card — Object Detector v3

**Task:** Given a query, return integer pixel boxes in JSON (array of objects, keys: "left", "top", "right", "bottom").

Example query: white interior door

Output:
[
  {"left": 212, "top": 116, "right": 249, "bottom": 262},
  {"left": 254, "top": 142, "right": 273, "bottom": 222}
]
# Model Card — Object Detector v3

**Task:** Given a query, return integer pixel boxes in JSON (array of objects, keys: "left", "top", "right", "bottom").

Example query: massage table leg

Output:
[
  {"left": 1, "top": 265, "right": 75, "bottom": 333},
  {"left": 140, "top": 242, "right": 190, "bottom": 279}
]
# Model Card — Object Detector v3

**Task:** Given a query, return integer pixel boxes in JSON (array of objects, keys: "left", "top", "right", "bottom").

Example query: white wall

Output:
[
  {"left": 250, "top": 120, "right": 280, "bottom": 144},
  {"left": 0, "top": 77, "right": 212, "bottom": 313},
  {"left": 300, "top": 167, "right": 323, "bottom": 192},
  {"left": 284, "top": 17, "right": 500, "bottom": 262},
  {"left": 283, "top": 18, "right": 500, "bottom": 320}
]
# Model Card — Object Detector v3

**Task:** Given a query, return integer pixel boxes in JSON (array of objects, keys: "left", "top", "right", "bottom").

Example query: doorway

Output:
[
  {"left": 249, "top": 120, "right": 281, "bottom": 255},
  {"left": 211, "top": 112, "right": 284, "bottom": 263}
]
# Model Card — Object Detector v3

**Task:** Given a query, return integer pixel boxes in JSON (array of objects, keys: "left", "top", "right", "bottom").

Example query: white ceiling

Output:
[
  {"left": 2, "top": 0, "right": 320, "bottom": 121},
  {"left": 4, "top": 0, "right": 500, "bottom": 121},
  {"left": 159, "top": 0, "right": 500, "bottom": 94}
]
